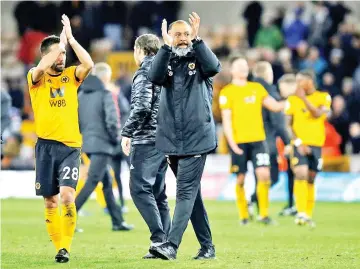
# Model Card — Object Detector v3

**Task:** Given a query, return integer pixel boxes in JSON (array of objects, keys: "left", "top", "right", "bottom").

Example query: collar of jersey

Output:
[{"left": 47, "top": 72, "right": 63, "bottom": 77}]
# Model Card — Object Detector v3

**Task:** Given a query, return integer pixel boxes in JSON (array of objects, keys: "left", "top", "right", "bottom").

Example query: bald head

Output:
[
  {"left": 92, "top": 62, "right": 112, "bottom": 85},
  {"left": 253, "top": 61, "right": 273, "bottom": 84},
  {"left": 278, "top": 74, "right": 297, "bottom": 98},
  {"left": 169, "top": 20, "right": 190, "bottom": 30},
  {"left": 168, "top": 20, "right": 192, "bottom": 48}
]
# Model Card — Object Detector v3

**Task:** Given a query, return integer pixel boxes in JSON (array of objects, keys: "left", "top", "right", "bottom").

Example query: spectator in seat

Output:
[
  {"left": 254, "top": 11, "right": 283, "bottom": 51},
  {"left": 349, "top": 123, "right": 360, "bottom": 153},
  {"left": 294, "top": 40, "right": 309, "bottom": 70},
  {"left": 328, "top": 48, "right": 345, "bottom": 89},
  {"left": 321, "top": 72, "right": 340, "bottom": 97},
  {"left": 299, "top": 46, "right": 327, "bottom": 85},
  {"left": 307, "top": 1, "right": 332, "bottom": 48},
  {"left": 342, "top": 78, "right": 360, "bottom": 124},
  {"left": 242, "top": 1, "right": 263, "bottom": 47},
  {"left": 283, "top": 6, "right": 309, "bottom": 50},
  {"left": 329, "top": 95, "right": 350, "bottom": 154},
  {"left": 278, "top": 47, "right": 295, "bottom": 74},
  {"left": 100, "top": 1, "right": 128, "bottom": 50}
]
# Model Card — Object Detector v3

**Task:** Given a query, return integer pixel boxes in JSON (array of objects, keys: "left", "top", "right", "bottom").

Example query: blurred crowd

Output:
[{"left": 1, "top": 1, "right": 360, "bottom": 170}]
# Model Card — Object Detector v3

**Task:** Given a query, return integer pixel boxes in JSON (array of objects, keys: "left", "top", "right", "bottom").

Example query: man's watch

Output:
[{"left": 192, "top": 36, "right": 201, "bottom": 42}]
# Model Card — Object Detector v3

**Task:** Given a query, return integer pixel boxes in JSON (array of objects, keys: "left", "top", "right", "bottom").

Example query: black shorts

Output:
[
  {"left": 35, "top": 138, "right": 81, "bottom": 196},
  {"left": 231, "top": 141, "right": 269, "bottom": 174},
  {"left": 291, "top": 146, "right": 322, "bottom": 172}
]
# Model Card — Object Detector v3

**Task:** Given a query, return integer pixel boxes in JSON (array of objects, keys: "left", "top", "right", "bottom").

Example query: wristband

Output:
[
  {"left": 294, "top": 138, "right": 302, "bottom": 147},
  {"left": 191, "top": 36, "right": 201, "bottom": 42},
  {"left": 68, "top": 37, "right": 76, "bottom": 45}
]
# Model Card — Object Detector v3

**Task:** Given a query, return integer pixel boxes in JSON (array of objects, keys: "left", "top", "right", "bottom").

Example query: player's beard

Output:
[
  {"left": 172, "top": 44, "right": 193, "bottom": 57},
  {"left": 51, "top": 62, "right": 65, "bottom": 73}
]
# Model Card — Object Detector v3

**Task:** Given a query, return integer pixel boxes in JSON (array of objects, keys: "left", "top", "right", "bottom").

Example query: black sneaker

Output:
[
  {"left": 112, "top": 222, "right": 134, "bottom": 231},
  {"left": 55, "top": 248, "right": 69, "bottom": 263},
  {"left": 279, "top": 206, "right": 297, "bottom": 216},
  {"left": 143, "top": 252, "right": 159, "bottom": 259},
  {"left": 258, "top": 216, "right": 276, "bottom": 225},
  {"left": 149, "top": 242, "right": 177, "bottom": 260},
  {"left": 240, "top": 219, "right": 249, "bottom": 226},
  {"left": 193, "top": 245, "right": 216, "bottom": 260}
]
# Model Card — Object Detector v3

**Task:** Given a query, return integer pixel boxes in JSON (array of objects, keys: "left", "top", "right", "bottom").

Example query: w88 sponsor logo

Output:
[{"left": 49, "top": 99, "right": 67, "bottom": 107}]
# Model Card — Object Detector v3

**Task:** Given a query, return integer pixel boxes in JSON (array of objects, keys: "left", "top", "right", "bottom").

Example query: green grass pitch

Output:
[{"left": 1, "top": 199, "right": 359, "bottom": 269}]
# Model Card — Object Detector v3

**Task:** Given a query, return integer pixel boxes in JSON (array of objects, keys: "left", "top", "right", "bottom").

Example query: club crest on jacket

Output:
[{"left": 188, "top": 63, "right": 195, "bottom": 70}]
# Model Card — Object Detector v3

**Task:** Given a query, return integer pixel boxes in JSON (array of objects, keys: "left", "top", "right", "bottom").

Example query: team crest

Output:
[
  {"left": 35, "top": 182, "right": 41, "bottom": 190},
  {"left": 291, "top": 157, "right": 299, "bottom": 166},
  {"left": 244, "top": 95, "right": 256, "bottom": 104},
  {"left": 231, "top": 165, "right": 239, "bottom": 173},
  {"left": 47, "top": 79, "right": 52, "bottom": 83},
  {"left": 50, "top": 86, "right": 65, "bottom": 98},
  {"left": 61, "top": 76, "right": 70, "bottom": 83},
  {"left": 188, "top": 63, "right": 195, "bottom": 70}
]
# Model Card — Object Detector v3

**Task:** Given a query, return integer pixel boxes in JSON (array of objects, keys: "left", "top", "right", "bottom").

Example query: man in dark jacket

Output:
[
  {"left": 1, "top": 88, "right": 12, "bottom": 138},
  {"left": 76, "top": 63, "right": 133, "bottom": 231},
  {"left": 148, "top": 13, "right": 221, "bottom": 260},
  {"left": 108, "top": 83, "right": 131, "bottom": 213},
  {"left": 121, "top": 34, "right": 171, "bottom": 259},
  {"left": 250, "top": 62, "right": 294, "bottom": 216}
]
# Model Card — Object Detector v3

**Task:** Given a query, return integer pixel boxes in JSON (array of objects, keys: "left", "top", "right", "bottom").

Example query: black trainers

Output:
[
  {"left": 258, "top": 216, "right": 276, "bottom": 225},
  {"left": 240, "top": 219, "right": 249, "bottom": 226},
  {"left": 279, "top": 206, "right": 297, "bottom": 216},
  {"left": 55, "top": 248, "right": 69, "bottom": 263},
  {"left": 149, "top": 242, "right": 177, "bottom": 260},
  {"left": 193, "top": 245, "right": 216, "bottom": 260},
  {"left": 112, "top": 222, "right": 134, "bottom": 231},
  {"left": 143, "top": 252, "right": 159, "bottom": 259}
]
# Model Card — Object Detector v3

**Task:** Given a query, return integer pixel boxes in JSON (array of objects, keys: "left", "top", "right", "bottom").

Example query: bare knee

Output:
[
  {"left": 60, "top": 186, "right": 76, "bottom": 205},
  {"left": 44, "top": 196, "right": 59, "bottom": 208},
  {"left": 255, "top": 167, "right": 271, "bottom": 183},
  {"left": 294, "top": 166, "right": 308, "bottom": 180},
  {"left": 236, "top": 174, "right": 245, "bottom": 186}
]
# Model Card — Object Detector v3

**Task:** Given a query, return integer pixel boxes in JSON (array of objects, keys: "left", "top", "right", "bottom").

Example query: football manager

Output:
[{"left": 148, "top": 12, "right": 221, "bottom": 260}]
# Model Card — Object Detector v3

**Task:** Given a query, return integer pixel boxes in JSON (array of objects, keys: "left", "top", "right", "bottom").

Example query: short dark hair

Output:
[
  {"left": 229, "top": 54, "right": 246, "bottom": 65},
  {"left": 298, "top": 69, "right": 316, "bottom": 81},
  {"left": 134, "top": 34, "right": 160, "bottom": 56},
  {"left": 40, "top": 35, "right": 60, "bottom": 54},
  {"left": 168, "top": 20, "right": 190, "bottom": 31}
]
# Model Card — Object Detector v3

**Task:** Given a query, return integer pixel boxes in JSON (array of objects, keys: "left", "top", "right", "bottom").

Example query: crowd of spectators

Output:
[{"left": 1, "top": 1, "right": 360, "bottom": 170}]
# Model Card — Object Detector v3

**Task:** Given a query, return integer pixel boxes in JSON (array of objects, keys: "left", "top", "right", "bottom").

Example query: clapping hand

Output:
[
  {"left": 61, "top": 14, "right": 73, "bottom": 40},
  {"left": 161, "top": 19, "right": 173, "bottom": 46},
  {"left": 188, "top": 12, "right": 200, "bottom": 40}
]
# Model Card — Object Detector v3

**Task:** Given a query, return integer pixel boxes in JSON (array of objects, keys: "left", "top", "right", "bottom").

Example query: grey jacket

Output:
[
  {"left": 253, "top": 77, "right": 290, "bottom": 154},
  {"left": 1, "top": 90, "right": 12, "bottom": 136},
  {"left": 78, "top": 75, "right": 119, "bottom": 156}
]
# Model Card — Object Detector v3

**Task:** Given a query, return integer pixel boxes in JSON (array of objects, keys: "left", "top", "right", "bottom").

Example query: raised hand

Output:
[
  {"left": 60, "top": 27, "right": 67, "bottom": 46},
  {"left": 295, "top": 87, "right": 306, "bottom": 99},
  {"left": 189, "top": 12, "right": 200, "bottom": 40},
  {"left": 61, "top": 14, "right": 73, "bottom": 40},
  {"left": 161, "top": 19, "right": 173, "bottom": 46}
]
